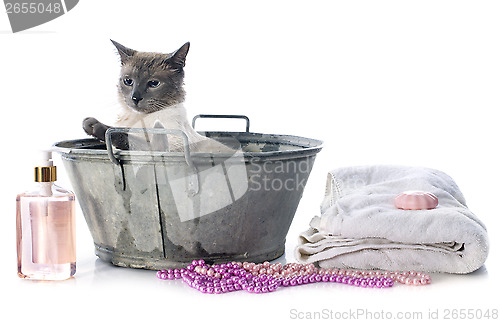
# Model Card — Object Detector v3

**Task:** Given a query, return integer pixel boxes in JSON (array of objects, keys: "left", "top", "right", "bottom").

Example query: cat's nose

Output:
[{"left": 132, "top": 96, "right": 143, "bottom": 105}]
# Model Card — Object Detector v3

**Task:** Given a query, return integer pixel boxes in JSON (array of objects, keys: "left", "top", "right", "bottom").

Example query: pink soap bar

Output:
[{"left": 394, "top": 191, "right": 438, "bottom": 210}]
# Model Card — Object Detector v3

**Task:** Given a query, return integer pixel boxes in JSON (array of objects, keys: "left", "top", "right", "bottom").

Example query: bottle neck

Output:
[{"left": 39, "top": 182, "right": 54, "bottom": 197}]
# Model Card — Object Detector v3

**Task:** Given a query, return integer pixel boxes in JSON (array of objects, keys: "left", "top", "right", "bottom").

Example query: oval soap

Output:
[{"left": 394, "top": 191, "right": 438, "bottom": 210}]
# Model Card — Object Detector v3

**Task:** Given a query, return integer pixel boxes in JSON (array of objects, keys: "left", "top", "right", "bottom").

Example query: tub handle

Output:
[
  {"left": 105, "top": 127, "right": 195, "bottom": 167},
  {"left": 105, "top": 127, "right": 199, "bottom": 195},
  {"left": 192, "top": 114, "right": 250, "bottom": 132}
]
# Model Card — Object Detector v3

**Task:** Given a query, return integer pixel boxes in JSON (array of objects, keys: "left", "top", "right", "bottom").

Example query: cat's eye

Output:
[
  {"left": 123, "top": 78, "right": 134, "bottom": 86},
  {"left": 148, "top": 80, "right": 160, "bottom": 88}
]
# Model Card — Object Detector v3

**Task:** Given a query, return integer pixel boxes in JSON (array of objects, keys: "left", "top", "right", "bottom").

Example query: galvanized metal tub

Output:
[{"left": 54, "top": 115, "right": 322, "bottom": 269}]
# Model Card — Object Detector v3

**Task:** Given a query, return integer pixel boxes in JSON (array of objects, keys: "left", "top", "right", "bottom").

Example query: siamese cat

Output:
[{"left": 83, "top": 40, "right": 232, "bottom": 153}]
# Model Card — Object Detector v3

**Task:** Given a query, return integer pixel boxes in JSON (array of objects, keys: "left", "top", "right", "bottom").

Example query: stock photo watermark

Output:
[
  {"left": 3, "top": 0, "right": 79, "bottom": 33},
  {"left": 289, "top": 308, "right": 499, "bottom": 321},
  {"left": 248, "top": 157, "right": 314, "bottom": 192},
  {"left": 130, "top": 150, "right": 315, "bottom": 222}
]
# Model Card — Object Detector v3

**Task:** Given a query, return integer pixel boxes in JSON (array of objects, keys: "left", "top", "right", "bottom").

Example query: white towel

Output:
[{"left": 295, "top": 165, "right": 489, "bottom": 274}]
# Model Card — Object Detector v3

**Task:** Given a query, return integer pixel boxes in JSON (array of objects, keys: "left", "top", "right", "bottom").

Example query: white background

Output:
[{"left": 1, "top": 0, "right": 499, "bottom": 322}]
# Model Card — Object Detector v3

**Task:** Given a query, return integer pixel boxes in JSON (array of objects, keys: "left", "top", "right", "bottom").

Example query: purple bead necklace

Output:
[{"left": 156, "top": 259, "right": 432, "bottom": 294}]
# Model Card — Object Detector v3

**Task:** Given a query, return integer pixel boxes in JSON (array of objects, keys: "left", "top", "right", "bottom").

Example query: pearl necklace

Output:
[
  {"left": 242, "top": 262, "right": 431, "bottom": 286},
  {"left": 156, "top": 259, "right": 431, "bottom": 294}
]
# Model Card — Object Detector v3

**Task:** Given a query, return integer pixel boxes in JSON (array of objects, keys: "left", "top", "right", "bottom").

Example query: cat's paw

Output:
[
  {"left": 82, "top": 117, "right": 98, "bottom": 135},
  {"left": 83, "top": 117, "right": 109, "bottom": 141}
]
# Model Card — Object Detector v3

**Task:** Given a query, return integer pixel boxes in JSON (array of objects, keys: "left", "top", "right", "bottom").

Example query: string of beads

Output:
[{"left": 156, "top": 259, "right": 431, "bottom": 294}]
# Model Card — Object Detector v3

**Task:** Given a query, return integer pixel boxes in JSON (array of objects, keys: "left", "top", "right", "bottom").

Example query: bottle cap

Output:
[{"left": 34, "top": 150, "right": 57, "bottom": 182}]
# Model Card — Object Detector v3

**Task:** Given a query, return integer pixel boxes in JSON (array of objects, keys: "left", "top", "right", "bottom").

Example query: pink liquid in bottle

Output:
[{"left": 16, "top": 152, "right": 76, "bottom": 280}]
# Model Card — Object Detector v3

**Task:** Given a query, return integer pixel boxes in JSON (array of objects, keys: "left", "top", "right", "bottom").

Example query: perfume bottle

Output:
[{"left": 16, "top": 151, "right": 76, "bottom": 280}]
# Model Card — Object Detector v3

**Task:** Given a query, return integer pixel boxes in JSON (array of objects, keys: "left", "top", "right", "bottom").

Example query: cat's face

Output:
[{"left": 111, "top": 40, "right": 190, "bottom": 113}]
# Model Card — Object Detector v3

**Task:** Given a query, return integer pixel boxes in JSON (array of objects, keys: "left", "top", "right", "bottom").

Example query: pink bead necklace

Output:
[
  {"left": 244, "top": 262, "right": 431, "bottom": 286},
  {"left": 156, "top": 259, "right": 430, "bottom": 294}
]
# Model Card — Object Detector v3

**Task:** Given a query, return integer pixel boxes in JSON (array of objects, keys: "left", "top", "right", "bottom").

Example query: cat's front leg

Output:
[
  {"left": 83, "top": 117, "right": 109, "bottom": 140},
  {"left": 82, "top": 117, "right": 130, "bottom": 150}
]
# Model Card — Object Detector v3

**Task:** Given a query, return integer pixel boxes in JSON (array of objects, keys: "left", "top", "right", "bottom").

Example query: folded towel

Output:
[{"left": 295, "top": 165, "right": 489, "bottom": 274}]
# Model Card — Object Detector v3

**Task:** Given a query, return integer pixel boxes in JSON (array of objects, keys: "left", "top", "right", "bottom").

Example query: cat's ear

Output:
[
  {"left": 110, "top": 39, "right": 136, "bottom": 64},
  {"left": 170, "top": 42, "right": 190, "bottom": 68}
]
